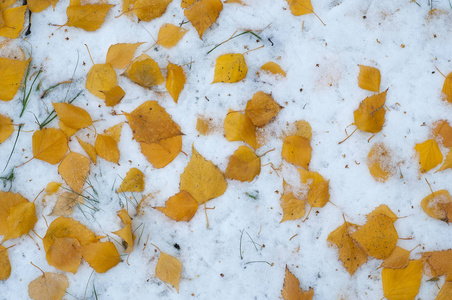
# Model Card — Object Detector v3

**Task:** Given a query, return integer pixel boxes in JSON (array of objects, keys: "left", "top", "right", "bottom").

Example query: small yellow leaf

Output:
[
  {"left": 225, "top": 145, "right": 261, "bottom": 182},
  {"left": 282, "top": 266, "right": 314, "bottom": 300},
  {"left": 282, "top": 135, "right": 312, "bottom": 168},
  {"left": 50, "top": 192, "right": 84, "bottom": 216},
  {"left": 382, "top": 260, "right": 424, "bottom": 300},
  {"left": 259, "top": 61, "right": 286, "bottom": 77},
  {"left": 380, "top": 246, "right": 411, "bottom": 269},
  {"left": 307, "top": 180, "right": 330, "bottom": 208},
  {"left": 95, "top": 134, "right": 120, "bottom": 164},
  {"left": 280, "top": 192, "right": 306, "bottom": 222},
  {"left": 86, "top": 63, "right": 117, "bottom": 100},
  {"left": 0, "top": 245, "right": 11, "bottom": 280},
  {"left": 46, "top": 237, "right": 82, "bottom": 273},
  {"left": 28, "top": 0, "right": 59, "bottom": 13},
  {"left": 3, "top": 202, "right": 37, "bottom": 241},
  {"left": 441, "top": 72, "right": 452, "bottom": 104},
  {"left": 0, "top": 6, "right": 27, "bottom": 39},
  {"left": 28, "top": 272, "right": 69, "bottom": 300},
  {"left": 432, "top": 120, "right": 452, "bottom": 148},
  {"left": 140, "top": 135, "right": 182, "bottom": 169},
  {"left": 106, "top": 42, "right": 144, "bottom": 69},
  {"left": 196, "top": 117, "right": 214, "bottom": 135},
  {"left": 421, "top": 189, "right": 452, "bottom": 223},
  {"left": 367, "top": 142, "right": 394, "bottom": 182},
  {"left": 358, "top": 65, "right": 381, "bottom": 92},
  {"left": 124, "top": 54, "right": 164, "bottom": 88},
  {"left": 53, "top": 103, "right": 93, "bottom": 130},
  {"left": 286, "top": 0, "right": 313, "bottom": 16},
  {"left": 132, "top": 0, "right": 171, "bottom": 22},
  {"left": 184, "top": 0, "right": 223, "bottom": 38},
  {"left": 0, "top": 114, "right": 13, "bottom": 143},
  {"left": 166, "top": 62, "right": 186, "bottom": 103},
  {"left": 353, "top": 89, "right": 387, "bottom": 133},
  {"left": 102, "top": 85, "right": 125, "bottom": 107},
  {"left": 0, "top": 57, "right": 30, "bottom": 101},
  {"left": 156, "top": 191, "right": 199, "bottom": 222},
  {"left": 224, "top": 111, "right": 258, "bottom": 149},
  {"left": 113, "top": 209, "right": 135, "bottom": 253},
  {"left": 245, "top": 91, "right": 282, "bottom": 127},
  {"left": 157, "top": 24, "right": 188, "bottom": 48},
  {"left": 45, "top": 182, "right": 62, "bottom": 195},
  {"left": 58, "top": 152, "right": 91, "bottom": 193},
  {"left": 76, "top": 137, "right": 97, "bottom": 165},
  {"left": 66, "top": 4, "right": 113, "bottom": 31},
  {"left": 213, "top": 53, "right": 247, "bottom": 83},
  {"left": 155, "top": 252, "right": 182, "bottom": 292},
  {"left": 298, "top": 169, "right": 324, "bottom": 188},
  {"left": 415, "top": 139, "right": 443, "bottom": 173},
  {"left": 117, "top": 168, "right": 144, "bottom": 193},
  {"left": 80, "top": 241, "right": 121, "bottom": 273},
  {"left": 0, "top": 191, "right": 27, "bottom": 235}
]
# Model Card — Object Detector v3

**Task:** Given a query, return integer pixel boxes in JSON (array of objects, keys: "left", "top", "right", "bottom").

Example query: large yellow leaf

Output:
[
  {"left": 3, "top": 202, "right": 37, "bottom": 241},
  {"left": 421, "top": 189, "right": 452, "bottom": 223},
  {"left": 155, "top": 252, "right": 182, "bottom": 292},
  {"left": 184, "top": 0, "right": 223, "bottom": 38},
  {"left": 132, "top": 0, "right": 171, "bottom": 22},
  {"left": 156, "top": 191, "right": 198, "bottom": 222},
  {"left": 28, "top": 272, "right": 69, "bottom": 300},
  {"left": 367, "top": 142, "right": 393, "bottom": 182},
  {"left": 415, "top": 139, "right": 443, "bottom": 173},
  {"left": 117, "top": 168, "right": 144, "bottom": 193},
  {"left": 259, "top": 61, "right": 286, "bottom": 77},
  {"left": 0, "top": 57, "right": 30, "bottom": 101},
  {"left": 46, "top": 237, "right": 82, "bottom": 273},
  {"left": 95, "top": 134, "right": 119, "bottom": 164},
  {"left": 307, "top": 180, "right": 330, "bottom": 208},
  {"left": 113, "top": 209, "right": 135, "bottom": 253},
  {"left": 123, "top": 54, "right": 164, "bottom": 88},
  {"left": 81, "top": 241, "right": 121, "bottom": 273},
  {"left": 382, "top": 260, "right": 424, "bottom": 300},
  {"left": 0, "top": 6, "right": 27, "bottom": 39},
  {"left": 224, "top": 111, "right": 258, "bottom": 149},
  {"left": 66, "top": 4, "right": 113, "bottom": 31},
  {"left": 213, "top": 53, "right": 247, "bottom": 83},
  {"left": 76, "top": 137, "right": 97, "bottom": 165},
  {"left": 380, "top": 246, "right": 410, "bottom": 269},
  {"left": 0, "top": 245, "right": 11, "bottom": 280},
  {"left": 280, "top": 192, "right": 306, "bottom": 222},
  {"left": 286, "top": 0, "right": 313, "bottom": 16},
  {"left": 106, "top": 43, "right": 144, "bottom": 69},
  {"left": 58, "top": 152, "right": 90, "bottom": 193},
  {"left": 282, "top": 266, "right": 314, "bottom": 300},
  {"left": 0, "top": 114, "right": 13, "bottom": 143},
  {"left": 28, "top": 0, "right": 59, "bottom": 13},
  {"left": 157, "top": 24, "right": 188, "bottom": 48},
  {"left": 353, "top": 89, "right": 387, "bottom": 133},
  {"left": 86, "top": 63, "right": 117, "bottom": 100},
  {"left": 140, "top": 135, "right": 182, "bottom": 168},
  {"left": 358, "top": 65, "right": 381, "bottom": 92},
  {"left": 441, "top": 72, "right": 452, "bottom": 104},
  {"left": 53, "top": 103, "right": 92, "bottom": 130},
  {"left": 432, "top": 120, "right": 452, "bottom": 148},
  {"left": 180, "top": 147, "right": 227, "bottom": 204},
  {"left": 166, "top": 62, "right": 186, "bottom": 103},
  {"left": 0, "top": 191, "right": 27, "bottom": 235},
  {"left": 282, "top": 135, "right": 312, "bottom": 168},
  {"left": 245, "top": 91, "right": 282, "bottom": 127},
  {"left": 225, "top": 146, "right": 260, "bottom": 182},
  {"left": 327, "top": 221, "right": 368, "bottom": 275}
]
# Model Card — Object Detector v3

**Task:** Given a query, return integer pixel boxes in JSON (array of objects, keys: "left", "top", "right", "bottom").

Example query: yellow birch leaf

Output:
[
  {"left": 280, "top": 192, "right": 306, "bottom": 222},
  {"left": 132, "top": 0, "right": 171, "bottom": 22},
  {"left": 259, "top": 61, "right": 286, "bottom": 77},
  {"left": 367, "top": 204, "right": 398, "bottom": 222},
  {"left": 358, "top": 65, "right": 381, "bottom": 92},
  {"left": 367, "top": 142, "right": 394, "bottom": 182},
  {"left": 124, "top": 54, "right": 164, "bottom": 88},
  {"left": 155, "top": 190, "right": 198, "bottom": 222},
  {"left": 0, "top": 0, "right": 15, "bottom": 11},
  {"left": 0, "top": 191, "right": 27, "bottom": 235},
  {"left": 0, "top": 245, "right": 11, "bottom": 280},
  {"left": 0, "top": 114, "right": 13, "bottom": 143},
  {"left": 113, "top": 209, "right": 135, "bottom": 253},
  {"left": 415, "top": 139, "right": 443, "bottom": 173},
  {"left": 155, "top": 252, "right": 182, "bottom": 292},
  {"left": 0, "top": 6, "right": 26, "bottom": 39},
  {"left": 140, "top": 135, "right": 182, "bottom": 168},
  {"left": 46, "top": 237, "right": 82, "bottom": 273},
  {"left": 59, "top": 121, "right": 78, "bottom": 137},
  {"left": 181, "top": 0, "right": 195, "bottom": 8},
  {"left": 422, "top": 250, "right": 452, "bottom": 277},
  {"left": 102, "top": 85, "right": 125, "bottom": 107},
  {"left": 76, "top": 137, "right": 97, "bottom": 165},
  {"left": 104, "top": 122, "right": 124, "bottom": 143},
  {"left": 382, "top": 260, "right": 424, "bottom": 300},
  {"left": 213, "top": 53, "right": 247, "bottom": 83},
  {"left": 327, "top": 221, "right": 368, "bottom": 275},
  {"left": 293, "top": 120, "right": 312, "bottom": 140},
  {"left": 380, "top": 246, "right": 410, "bottom": 269},
  {"left": 45, "top": 182, "right": 62, "bottom": 195},
  {"left": 437, "top": 149, "right": 452, "bottom": 172},
  {"left": 282, "top": 135, "right": 312, "bottom": 168},
  {"left": 282, "top": 266, "right": 314, "bottom": 300},
  {"left": 3, "top": 202, "right": 37, "bottom": 241},
  {"left": 86, "top": 63, "right": 117, "bottom": 100},
  {"left": 157, "top": 24, "right": 188, "bottom": 48},
  {"left": 225, "top": 145, "right": 261, "bottom": 182},
  {"left": 441, "top": 72, "right": 452, "bottom": 104},
  {"left": 66, "top": 4, "right": 113, "bottom": 31},
  {"left": 28, "top": 272, "right": 69, "bottom": 300},
  {"left": 80, "top": 241, "right": 121, "bottom": 273},
  {"left": 166, "top": 62, "right": 186, "bottom": 103},
  {"left": 0, "top": 57, "right": 30, "bottom": 101},
  {"left": 50, "top": 192, "right": 84, "bottom": 216},
  {"left": 28, "top": 0, "right": 59, "bottom": 13},
  {"left": 117, "top": 168, "right": 144, "bottom": 193},
  {"left": 245, "top": 91, "right": 282, "bottom": 127},
  {"left": 58, "top": 152, "right": 90, "bottom": 193},
  {"left": 286, "top": 0, "right": 313, "bottom": 16},
  {"left": 184, "top": 0, "right": 223, "bottom": 38},
  {"left": 353, "top": 89, "right": 388, "bottom": 133},
  {"left": 432, "top": 120, "right": 452, "bottom": 148},
  {"left": 95, "top": 134, "right": 119, "bottom": 164},
  {"left": 436, "top": 281, "right": 452, "bottom": 300},
  {"left": 106, "top": 43, "right": 144, "bottom": 69},
  {"left": 307, "top": 180, "right": 329, "bottom": 208},
  {"left": 196, "top": 117, "right": 213, "bottom": 135},
  {"left": 125, "top": 100, "right": 182, "bottom": 144},
  {"left": 53, "top": 103, "right": 93, "bottom": 130},
  {"left": 180, "top": 147, "right": 228, "bottom": 204},
  {"left": 421, "top": 189, "right": 452, "bottom": 223},
  {"left": 351, "top": 214, "right": 398, "bottom": 259},
  {"left": 298, "top": 169, "right": 323, "bottom": 187},
  {"left": 224, "top": 111, "right": 258, "bottom": 149}
]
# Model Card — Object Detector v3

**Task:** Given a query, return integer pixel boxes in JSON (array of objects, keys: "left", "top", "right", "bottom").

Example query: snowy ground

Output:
[{"left": 2, "top": 0, "right": 452, "bottom": 299}]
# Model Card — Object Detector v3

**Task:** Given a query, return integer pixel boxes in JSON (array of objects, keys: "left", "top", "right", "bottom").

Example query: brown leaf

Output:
[
  {"left": 225, "top": 146, "right": 261, "bottom": 182},
  {"left": 28, "top": 272, "right": 69, "bottom": 300},
  {"left": 282, "top": 266, "right": 314, "bottom": 300},
  {"left": 432, "top": 120, "right": 452, "bottom": 148},
  {"left": 422, "top": 250, "right": 452, "bottom": 277},
  {"left": 245, "top": 91, "right": 282, "bottom": 127},
  {"left": 50, "top": 192, "right": 84, "bottom": 216}
]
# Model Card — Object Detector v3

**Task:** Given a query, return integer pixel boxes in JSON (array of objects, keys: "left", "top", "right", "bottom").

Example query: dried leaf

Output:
[
  {"left": 66, "top": 3, "right": 113, "bottom": 31},
  {"left": 280, "top": 192, "right": 306, "bottom": 222},
  {"left": 421, "top": 189, "right": 452, "bottom": 222},
  {"left": 157, "top": 24, "right": 188, "bottom": 48},
  {"left": 46, "top": 237, "right": 82, "bottom": 273},
  {"left": 282, "top": 136, "right": 312, "bottom": 168},
  {"left": 132, "top": 0, "right": 171, "bottom": 22},
  {"left": 286, "top": 0, "right": 313, "bottom": 16},
  {"left": 367, "top": 142, "right": 393, "bottom": 182},
  {"left": 441, "top": 72, "right": 452, "bottom": 104},
  {"left": 106, "top": 42, "right": 144, "bottom": 69},
  {"left": 422, "top": 250, "right": 452, "bottom": 277},
  {"left": 0, "top": 245, "right": 11, "bottom": 280},
  {"left": 382, "top": 260, "right": 424, "bottom": 300},
  {"left": 358, "top": 65, "right": 381, "bottom": 92},
  {"left": 282, "top": 266, "right": 314, "bottom": 300},
  {"left": 155, "top": 252, "right": 182, "bottom": 292},
  {"left": 0, "top": 191, "right": 27, "bottom": 235},
  {"left": 0, "top": 6, "right": 27, "bottom": 39},
  {"left": 415, "top": 139, "right": 443, "bottom": 173},
  {"left": 45, "top": 182, "right": 62, "bottom": 195},
  {"left": 432, "top": 120, "right": 452, "bottom": 148},
  {"left": 184, "top": 0, "right": 223, "bottom": 38},
  {"left": 225, "top": 146, "right": 261, "bottom": 182},
  {"left": 102, "top": 85, "right": 125, "bottom": 107},
  {"left": 51, "top": 192, "right": 84, "bottom": 216},
  {"left": 86, "top": 63, "right": 117, "bottom": 100},
  {"left": 245, "top": 91, "right": 282, "bottom": 127},
  {"left": 76, "top": 137, "right": 97, "bottom": 165},
  {"left": 0, "top": 114, "right": 13, "bottom": 143},
  {"left": 224, "top": 111, "right": 258, "bottom": 149},
  {"left": 80, "top": 241, "right": 121, "bottom": 273},
  {"left": 212, "top": 53, "right": 247, "bottom": 83},
  {"left": 196, "top": 117, "right": 213, "bottom": 135},
  {"left": 53, "top": 103, "right": 93, "bottom": 130},
  {"left": 95, "top": 134, "right": 120, "bottom": 164},
  {"left": 58, "top": 152, "right": 90, "bottom": 193},
  {"left": 113, "top": 209, "right": 135, "bottom": 253},
  {"left": 166, "top": 62, "right": 186, "bottom": 103},
  {"left": 117, "top": 168, "right": 144, "bottom": 193},
  {"left": 380, "top": 246, "right": 410, "bottom": 269},
  {"left": 156, "top": 191, "right": 198, "bottom": 222},
  {"left": 28, "top": 272, "right": 69, "bottom": 300},
  {"left": 0, "top": 57, "right": 30, "bottom": 101},
  {"left": 124, "top": 54, "right": 164, "bottom": 88},
  {"left": 353, "top": 89, "right": 387, "bottom": 133},
  {"left": 259, "top": 61, "right": 286, "bottom": 77},
  {"left": 307, "top": 180, "right": 330, "bottom": 208},
  {"left": 140, "top": 135, "right": 182, "bottom": 168},
  {"left": 28, "top": 0, "right": 59, "bottom": 13}
]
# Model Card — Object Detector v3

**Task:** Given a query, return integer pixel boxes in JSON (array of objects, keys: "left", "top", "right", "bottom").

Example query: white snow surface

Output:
[{"left": 1, "top": 0, "right": 452, "bottom": 299}]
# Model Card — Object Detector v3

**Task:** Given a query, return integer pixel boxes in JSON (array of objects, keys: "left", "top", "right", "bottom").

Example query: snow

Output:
[{"left": 1, "top": 0, "right": 452, "bottom": 299}]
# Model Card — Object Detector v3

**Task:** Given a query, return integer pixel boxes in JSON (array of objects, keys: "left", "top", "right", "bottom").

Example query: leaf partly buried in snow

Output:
[
  {"left": 58, "top": 152, "right": 91, "bottom": 193},
  {"left": 298, "top": 169, "right": 323, "bottom": 188},
  {"left": 95, "top": 134, "right": 120, "bottom": 164},
  {"left": 437, "top": 149, "right": 452, "bottom": 172},
  {"left": 46, "top": 237, "right": 82, "bottom": 273},
  {"left": 280, "top": 192, "right": 306, "bottom": 222},
  {"left": 213, "top": 53, "right": 247, "bottom": 83},
  {"left": 196, "top": 117, "right": 214, "bottom": 135},
  {"left": 441, "top": 72, "right": 452, "bottom": 104},
  {"left": 432, "top": 120, "right": 452, "bottom": 148},
  {"left": 50, "top": 192, "right": 84, "bottom": 216},
  {"left": 53, "top": 103, "right": 93, "bottom": 130},
  {"left": 86, "top": 63, "right": 117, "bottom": 100},
  {"left": 166, "top": 62, "right": 186, "bottom": 103},
  {"left": 282, "top": 135, "right": 312, "bottom": 168},
  {"left": 259, "top": 61, "right": 286, "bottom": 77},
  {"left": 293, "top": 120, "right": 312, "bottom": 140},
  {"left": 382, "top": 260, "right": 424, "bottom": 300},
  {"left": 140, "top": 135, "right": 182, "bottom": 168},
  {"left": 117, "top": 168, "right": 144, "bottom": 193},
  {"left": 421, "top": 189, "right": 452, "bottom": 223},
  {"left": 66, "top": 3, "right": 113, "bottom": 31},
  {"left": 80, "top": 241, "right": 121, "bottom": 273},
  {"left": 380, "top": 246, "right": 410, "bottom": 270},
  {"left": 0, "top": 245, "right": 11, "bottom": 280},
  {"left": 106, "top": 42, "right": 144, "bottom": 69},
  {"left": 422, "top": 249, "right": 452, "bottom": 277},
  {"left": 3, "top": 202, "right": 37, "bottom": 241},
  {"left": 0, "top": 57, "right": 30, "bottom": 101},
  {"left": 28, "top": 272, "right": 69, "bottom": 300},
  {"left": 282, "top": 266, "right": 314, "bottom": 300},
  {"left": 0, "top": 114, "right": 13, "bottom": 143},
  {"left": 157, "top": 24, "right": 188, "bottom": 48},
  {"left": 0, "top": 6, "right": 27, "bottom": 39},
  {"left": 184, "top": 0, "right": 223, "bottom": 38},
  {"left": 415, "top": 139, "right": 443, "bottom": 173},
  {"left": 113, "top": 209, "right": 135, "bottom": 253},
  {"left": 224, "top": 111, "right": 258, "bottom": 149},
  {"left": 353, "top": 89, "right": 387, "bottom": 133},
  {"left": 286, "top": 0, "right": 313, "bottom": 16},
  {"left": 155, "top": 252, "right": 182, "bottom": 292},
  {"left": 132, "top": 0, "right": 171, "bottom": 22},
  {"left": 358, "top": 65, "right": 381, "bottom": 92},
  {"left": 225, "top": 146, "right": 260, "bottom": 182},
  {"left": 156, "top": 191, "right": 198, "bottom": 222},
  {"left": 124, "top": 54, "right": 164, "bottom": 88},
  {"left": 367, "top": 142, "right": 393, "bottom": 182},
  {"left": 245, "top": 91, "right": 282, "bottom": 127}
]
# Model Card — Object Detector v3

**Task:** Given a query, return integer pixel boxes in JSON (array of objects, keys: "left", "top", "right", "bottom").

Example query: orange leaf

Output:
[
  {"left": 282, "top": 266, "right": 314, "bottom": 300},
  {"left": 184, "top": 0, "right": 223, "bottom": 38},
  {"left": 32, "top": 128, "right": 68, "bottom": 164},
  {"left": 140, "top": 135, "right": 182, "bottom": 169},
  {"left": 3, "top": 202, "right": 37, "bottom": 242},
  {"left": 76, "top": 137, "right": 97, "bottom": 165},
  {"left": 46, "top": 237, "right": 82, "bottom": 273},
  {"left": 0, "top": 114, "right": 13, "bottom": 143},
  {"left": 53, "top": 103, "right": 93, "bottom": 130},
  {"left": 436, "top": 281, "right": 452, "bottom": 300},
  {"left": 245, "top": 91, "right": 282, "bottom": 127},
  {"left": 421, "top": 189, "right": 452, "bottom": 223},
  {"left": 66, "top": 4, "right": 113, "bottom": 31},
  {"left": 224, "top": 111, "right": 258, "bottom": 149},
  {"left": 102, "top": 85, "right": 126, "bottom": 107},
  {"left": 433, "top": 120, "right": 452, "bottom": 148},
  {"left": 441, "top": 72, "right": 452, "bottom": 104},
  {"left": 0, "top": 245, "right": 11, "bottom": 280},
  {"left": 157, "top": 24, "right": 188, "bottom": 48},
  {"left": 117, "top": 168, "right": 144, "bottom": 193},
  {"left": 380, "top": 246, "right": 410, "bottom": 269},
  {"left": 156, "top": 191, "right": 199, "bottom": 222},
  {"left": 124, "top": 54, "right": 164, "bottom": 88},
  {"left": 422, "top": 250, "right": 452, "bottom": 277},
  {"left": 280, "top": 192, "right": 306, "bottom": 222},
  {"left": 225, "top": 145, "right": 261, "bottom": 182}
]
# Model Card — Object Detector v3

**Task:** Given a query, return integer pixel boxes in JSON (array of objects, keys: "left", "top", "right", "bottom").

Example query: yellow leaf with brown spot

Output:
[
  {"left": 76, "top": 137, "right": 97, "bottom": 165},
  {"left": 293, "top": 120, "right": 312, "bottom": 140},
  {"left": 102, "top": 85, "right": 125, "bottom": 107},
  {"left": 432, "top": 120, "right": 452, "bottom": 148},
  {"left": 421, "top": 189, "right": 452, "bottom": 223},
  {"left": 280, "top": 192, "right": 306, "bottom": 222},
  {"left": 358, "top": 65, "right": 381, "bottom": 92},
  {"left": 422, "top": 250, "right": 452, "bottom": 277},
  {"left": 437, "top": 149, "right": 452, "bottom": 172},
  {"left": 86, "top": 63, "right": 117, "bottom": 100},
  {"left": 0, "top": 114, "right": 13, "bottom": 143},
  {"left": 298, "top": 169, "right": 323, "bottom": 187},
  {"left": 367, "top": 142, "right": 393, "bottom": 182},
  {"left": 117, "top": 168, "right": 144, "bottom": 193},
  {"left": 307, "top": 180, "right": 329, "bottom": 208},
  {"left": 66, "top": 4, "right": 113, "bottom": 31},
  {"left": 28, "top": 272, "right": 69, "bottom": 300},
  {"left": 327, "top": 221, "right": 367, "bottom": 275},
  {"left": 282, "top": 135, "right": 312, "bottom": 168},
  {"left": 282, "top": 266, "right": 314, "bottom": 300},
  {"left": 353, "top": 89, "right": 387, "bottom": 133},
  {"left": 286, "top": 0, "right": 313, "bottom": 16},
  {"left": 213, "top": 53, "right": 247, "bottom": 83},
  {"left": 0, "top": 6, "right": 26, "bottom": 39},
  {"left": 184, "top": 0, "right": 223, "bottom": 38},
  {"left": 245, "top": 91, "right": 282, "bottom": 127},
  {"left": 259, "top": 61, "right": 286, "bottom": 77},
  {"left": 126, "top": 101, "right": 182, "bottom": 144},
  {"left": 180, "top": 147, "right": 227, "bottom": 204},
  {"left": 95, "top": 134, "right": 119, "bottom": 164},
  {"left": 166, "top": 62, "right": 186, "bottom": 103},
  {"left": 50, "top": 192, "right": 84, "bottom": 216},
  {"left": 3, "top": 202, "right": 37, "bottom": 241},
  {"left": 0, "top": 245, "right": 11, "bottom": 280},
  {"left": 415, "top": 139, "right": 443, "bottom": 173},
  {"left": 157, "top": 24, "right": 188, "bottom": 48},
  {"left": 0, "top": 57, "right": 30, "bottom": 101},
  {"left": 380, "top": 246, "right": 410, "bottom": 269},
  {"left": 58, "top": 121, "right": 78, "bottom": 137},
  {"left": 224, "top": 111, "right": 258, "bottom": 149},
  {"left": 441, "top": 72, "right": 452, "bottom": 104},
  {"left": 80, "top": 241, "right": 121, "bottom": 273},
  {"left": 45, "top": 182, "right": 62, "bottom": 195},
  {"left": 132, "top": 0, "right": 171, "bottom": 22},
  {"left": 437, "top": 281, "right": 452, "bottom": 300},
  {"left": 196, "top": 117, "right": 214, "bottom": 135},
  {"left": 0, "top": 191, "right": 27, "bottom": 235},
  {"left": 58, "top": 152, "right": 90, "bottom": 193},
  {"left": 382, "top": 260, "right": 424, "bottom": 300},
  {"left": 113, "top": 209, "right": 135, "bottom": 253},
  {"left": 28, "top": 0, "right": 59, "bottom": 13},
  {"left": 53, "top": 103, "right": 92, "bottom": 130},
  {"left": 156, "top": 191, "right": 198, "bottom": 222},
  {"left": 124, "top": 54, "right": 164, "bottom": 88},
  {"left": 46, "top": 237, "right": 82, "bottom": 273},
  {"left": 155, "top": 252, "right": 182, "bottom": 292},
  {"left": 225, "top": 146, "right": 260, "bottom": 182},
  {"left": 140, "top": 135, "right": 182, "bottom": 168},
  {"left": 106, "top": 42, "right": 144, "bottom": 69},
  {"left": 367, "top": 204, "right": 398, "bottom": 222}
]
